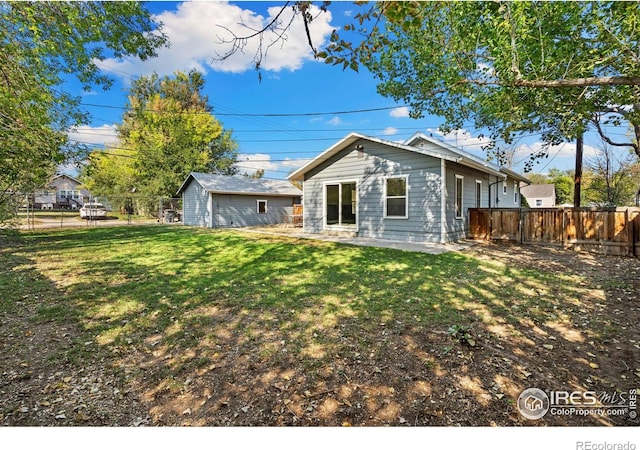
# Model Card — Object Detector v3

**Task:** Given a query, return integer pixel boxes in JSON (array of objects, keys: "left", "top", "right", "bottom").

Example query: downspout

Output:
[
  {"left": 488, "top": 178, "right": 502, "bottom": 209},
  {"left": 440, "top": 159, "right": 447, "bottom": 243}
]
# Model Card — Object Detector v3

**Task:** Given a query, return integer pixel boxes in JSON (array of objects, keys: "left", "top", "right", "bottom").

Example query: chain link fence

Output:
[{"left": 14, "top": 193, "right": 182, "bottom": 230}]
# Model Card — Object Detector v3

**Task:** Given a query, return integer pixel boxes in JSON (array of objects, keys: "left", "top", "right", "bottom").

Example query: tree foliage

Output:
[
  {"left": 0, "top": 1, "right": 166, "bottom": 222},
  {"left": 222, "top": 1, "right": 640, "bottom": 167},
  {"left": 82, "top": 71, "right": 238, "bottom": 212},
  {"left": 330, "top": 1, "right": 640, "bottom": 166},
  {"left": 583, "top": 144, "right": 640, "bottom": 207}
]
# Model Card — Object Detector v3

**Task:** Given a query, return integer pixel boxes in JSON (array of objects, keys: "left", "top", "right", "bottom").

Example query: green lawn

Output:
[{"left": 1, "top": 225, "right": 633, "bottom": 426}]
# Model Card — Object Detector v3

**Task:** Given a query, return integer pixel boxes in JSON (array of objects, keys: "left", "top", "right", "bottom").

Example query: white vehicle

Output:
[{"left": 79, "top": 202, "right": 108, "bottom": 219}]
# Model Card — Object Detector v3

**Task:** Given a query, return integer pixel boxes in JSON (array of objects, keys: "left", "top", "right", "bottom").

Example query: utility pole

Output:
[{"left": 574, "top": 133, "right": 583, "bottom": 207}]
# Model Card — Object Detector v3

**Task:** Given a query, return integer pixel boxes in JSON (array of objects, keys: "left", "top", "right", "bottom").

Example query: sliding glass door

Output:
[{"left": 325, "top": 182, "right": 357, "bottom": 227}]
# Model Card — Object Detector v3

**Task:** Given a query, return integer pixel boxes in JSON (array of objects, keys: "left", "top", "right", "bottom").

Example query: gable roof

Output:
[
  {"left": 177, "top": 172, "right": 302, "bottom": 197},
  {"left": 520, "top": 184, "right": 556, "bottom": 199},
  {"left": 288, "top": 132, "right": 506, "bottom": 181},
  {"left": 50, "top": 174, "right": 82, "bottom": 185}
]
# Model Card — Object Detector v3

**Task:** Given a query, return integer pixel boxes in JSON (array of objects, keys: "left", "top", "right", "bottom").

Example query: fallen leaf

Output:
[
  {"left": 589, "top": 363, "right": 599, "bottom": 369},
  {"left": 542, "top": 344, "right": 554, "bottom": 350}
]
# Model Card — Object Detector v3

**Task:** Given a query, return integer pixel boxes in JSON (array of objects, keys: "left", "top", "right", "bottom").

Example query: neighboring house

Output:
[
  {"left": 177, "top": 172, "right": 302, "bottom": 228},
  {"left": 288, "top": 132, "right": 529, "bottom": 243},
  {"left": 520, "top": 184, "right": 556, "bottom": 208},
  {"left": 33, "top": 174, "right": 91, "bottom": 209}
]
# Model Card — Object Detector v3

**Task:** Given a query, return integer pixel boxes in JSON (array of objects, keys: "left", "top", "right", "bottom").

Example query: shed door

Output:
[{"left": 215, "top": 195, "right": 232, "bottom": 227}]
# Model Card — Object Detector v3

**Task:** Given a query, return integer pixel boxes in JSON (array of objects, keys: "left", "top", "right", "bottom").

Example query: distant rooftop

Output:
[
  {"left": 520, "top": 184, "right": 556, "bottom": 198},
  {"left": 177, "top": 172, "right": 302, "bottom": 197}
]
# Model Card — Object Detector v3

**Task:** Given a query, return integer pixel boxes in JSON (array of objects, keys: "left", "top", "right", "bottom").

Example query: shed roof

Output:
[
  {"left": 520, "top": 184, "right": 556, "bottom": 199},
  {"left": 177, "top": 172, "right": 302, "bottom": 197}
]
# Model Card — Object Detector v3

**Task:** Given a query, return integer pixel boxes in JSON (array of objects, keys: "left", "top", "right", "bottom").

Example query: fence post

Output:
[
  {"left": 519, "top": 208, "right": 523, "bottom": 243},
  {"left": 631, "top": 213, "right": 640, "bottom": 256},
  {"left": 562, "top": 208, "right": 567, "bottom": 249}
]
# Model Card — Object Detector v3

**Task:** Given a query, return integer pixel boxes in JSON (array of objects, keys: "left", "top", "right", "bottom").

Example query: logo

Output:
[
  {"left": 517, "top": 387, "right": 637, "bottom": 421},
  {"left": 517, "top": 387, "right": 550, "bottom": 420}
]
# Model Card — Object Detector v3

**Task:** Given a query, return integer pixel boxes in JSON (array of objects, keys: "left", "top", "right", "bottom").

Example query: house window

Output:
[
  {"left": 257, "top": 200, "right": 267, "bottom": 214},
  {"left": 325, "top": 182, "right": 356, "bottom": 226},
  {"left": 535, "top": 199, "right": 543, "bottom": 207},
  {"left": 502, "top": 183, "right": 507, "bottom": 195},
  {"left": 455, "top": 175, "right": 464, "bottom": 219},
  {"left": 514, "top": 181, "right": 519, "bottom": 204},
  {"left": 475, "top": 180, "right": 482, "bottom": 208},
  {"left": 59, "top": 189, "right": 79, "bottom": 199},
  {"left": 384, "top": 175, "right": 408, "bottom": 218}
]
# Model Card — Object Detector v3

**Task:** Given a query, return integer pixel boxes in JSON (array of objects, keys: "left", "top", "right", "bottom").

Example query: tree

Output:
[
  {"left": 346, "top": 2, "right": 640, "bottom": 163},
  {"left": 546, "top": 169, "right": 574, "bottom": 206},
  {"left": 583, "top": 144, "right": 640, "bottom": 206},
  {"left": 220, "top": 2, "right": 640, "bottom": 166},
  {"left": 0, "top": 1, "right": 166, "bottom": 222},
  {"left": 244, "top": 169, "right": 265, "bottom": 179},
  {"left": 82, "top": 71, "right": 238, "bottom": 213}
]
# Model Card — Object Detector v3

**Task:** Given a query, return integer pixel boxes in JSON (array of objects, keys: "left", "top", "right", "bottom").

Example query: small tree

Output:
[{"left": 584, "top": 144, "right": 639, "bottom": 207}]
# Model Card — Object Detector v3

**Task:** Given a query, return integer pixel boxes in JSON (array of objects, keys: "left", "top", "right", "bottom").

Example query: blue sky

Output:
[{"left": 65, "top": 0, "right": 620, "bottom": 180}]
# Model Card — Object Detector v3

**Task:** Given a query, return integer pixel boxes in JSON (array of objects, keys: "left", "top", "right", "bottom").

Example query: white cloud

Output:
[
  {"left": 236, "top": 153, "right": 312, "bottom": 177},
  {"left": 236, "top": 153, "right": 280, "bottom": 175},
  {"left": 68, "top": 124, "right": 119, "bottom": 147},
  {"left": 327, "top": 116, "right": 342, "bottom": 126},
  {"left": 280, "top": 157, "right": 313, "bottom": 170},
  {"left": 98, "top": 1, "right": 335, "bottom": 80},
  {"left": 427, "top": 127, "right": 492, "bottom": 150},
  {"left": 382, "top": 127, "right": 398, "bottom": 136},
  {"left": 389, "top": 107, "right": 410, "bottom": 118}
]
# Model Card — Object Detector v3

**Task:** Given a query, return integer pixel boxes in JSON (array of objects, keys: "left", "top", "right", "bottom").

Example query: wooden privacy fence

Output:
[{"left": 468, "top": 207, "right": 640, "bottom": 257}]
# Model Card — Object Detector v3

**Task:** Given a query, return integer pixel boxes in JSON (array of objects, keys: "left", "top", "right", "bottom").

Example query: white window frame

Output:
[
  {"left": 535, "top": 199, "right": 543, "bottom": 207},
  {"left": 383, "top": 175, "right": 409, "bottom": 219},
  {"left": 455, "top": 175, "right": 464, "bottom": 219},
  {"left": 323, "top": 180, "right": 358, "bottom": 230},
  {"left": 514, "top": 181, "right": 519, "bottom": 204},
  {"left": 475, "top": 180, "right": 482, "bottom": 208},
  {"left": 256, "top": 199, "right": 268, "bottom": 214},
  {"left": 502, "top": 183, "right": 507, "bottom": 195}
]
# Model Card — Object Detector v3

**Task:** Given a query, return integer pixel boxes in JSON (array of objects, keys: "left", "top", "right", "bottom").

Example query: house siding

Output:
[
  {"left": 212, "top": 194, "right": 294, "bottom": 227},
  {"left": 444, "top": 162, "right": 493, "bottom": 241},
  {"left": 303, "top": 138, "right": 444, "bottom": 242},
  {"left": 182, "top": 180, "right": 211, "bottom": 227},
  {"left": 494, "top": 176, "right": 522, "bottom": 208}
]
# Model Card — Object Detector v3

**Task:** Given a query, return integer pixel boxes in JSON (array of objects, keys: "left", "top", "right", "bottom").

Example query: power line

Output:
[{"left": 80, "top": 101, "right": 407, "bottom": 117}]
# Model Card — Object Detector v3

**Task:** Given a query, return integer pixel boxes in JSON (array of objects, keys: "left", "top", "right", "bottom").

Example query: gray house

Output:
[
  {"left": 33, "top": 174, "right": 91, "bottom": 209},
  {"left": 177, "top": 172, "right": 302, "bottom": 228},
  {"left": 288, "top": 132, "right": 529, "bottom": 243}
]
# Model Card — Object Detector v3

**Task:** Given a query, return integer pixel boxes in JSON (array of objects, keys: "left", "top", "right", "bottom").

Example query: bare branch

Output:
[{"left": 590, "top": 114, "right": 639, "bottom": 155}]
